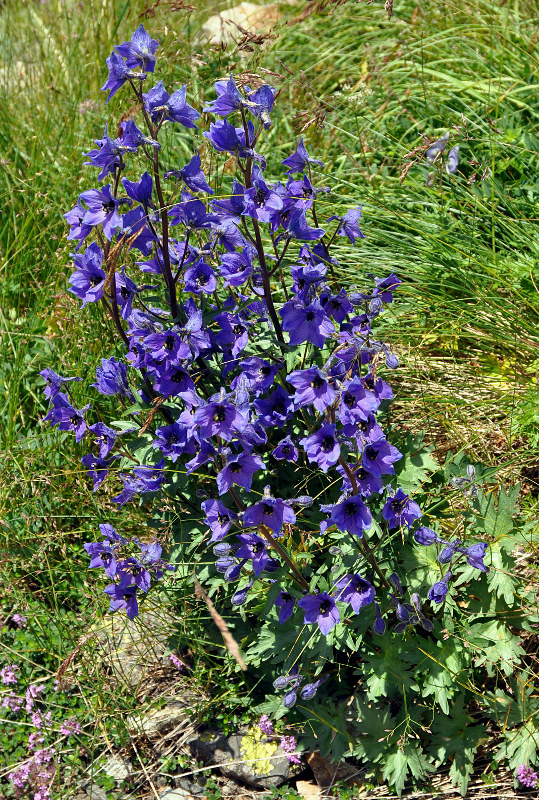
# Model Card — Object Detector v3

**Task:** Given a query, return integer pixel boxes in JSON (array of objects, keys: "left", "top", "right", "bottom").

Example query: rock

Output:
[
  {"left": 76, "top": 784, "right": 109, "bottom": 800},
  {"left": 127, "top": 698, "right": 195, "bottom": 735},
  {"left": 296, "top": 781, "right": 322, "bottom": 799},
  {"left": 159, "top": 789, "right": 197, "bottom": 800},
  {"left": 201, "top": 2, "right": 282, "bottom": 46},
  {"left": 95, "top": 604, "right": 174, "bottom": 689},
  {"left": 102, "top": 754, "right": 132, "bottom": 783},
  {"left": 305, "top": 750, "right": 360, "bottom": 789},
  {"left": 189, "top": 726, "right": 298, "bottom": 789}
]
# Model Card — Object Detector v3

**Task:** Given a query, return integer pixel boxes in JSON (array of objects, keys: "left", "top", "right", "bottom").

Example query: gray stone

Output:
[
  {"left": 159, "top": 789, "right": 197, "bottom": 800},
  {"left": 102, "top": 754, "right": 132, "bottom": 783},
  {"left": 77, "top": 784, "right": 109, "bottom": 800},
  {"left": 95, "top": 604, "right": 173, "bottom": 689},
  {"left": 201, "top": 2, "right": 282, "bottom": 46},
  {"left": 127, "top": 698, "right": 195, "bottom": 735},
  {"left": 189, "top": 727, "right": 296, "bottom": 789}
]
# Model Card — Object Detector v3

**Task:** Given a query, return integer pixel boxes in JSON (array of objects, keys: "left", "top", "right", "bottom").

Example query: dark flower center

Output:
[
  {"left": 233, "top": 324, "right": 244, "bottom": 336},
  {"left": 311, "top": 376, "right": 324, "bottom": 389},
  {"left": 305, "top": 311, "right": 315, "bottom": 322},
  {"left": 90, "top": 275, "right": 102, "bottom": 286},
  {"left": 298, "top": 278, "right": 305, "bottom": 290},
  {"left": 281, "top": 592, "right": 293, "bottom": 602},
  {"left": 321, "top": 435, "right": 335, "bottom": 451},
  {"left": 217, "top": 514, "right": 230, "bottom": 525},
  {"left": 254, "top": 188, "right": 266, "bottom": 206},
  {"left": 365, "top": 446, "right": 377, "bottom": 461},
  {"left": 343, "top": 392, "right": 355, "bottom": 408},
  {"left": 165, "top": 335, "right": 175, "bottom": 350},
  {"left": 344, "top": 502, "right": 357, "bottom": 516},
  {"left": 120, "top": 287, "right": 130, "bottom": 299},
  {"left": 260, "top": 365, "right": 271, "bottom": 376},
  {"left": 357, "top": 468, "right": 367, "bottom": 480},
  {"left": 102, "top": 201, "right": 115, "bottom": 213},
  {"left": 230, "top": 463, "right": 243, "bottom": 473},
  {"left": 273, "top": 402, "right": 285, "bottom": 415},
  {"left": 262, "top": 503, "right": 274, "bottom": 516},
  {"left": 167, "top": 434, "right": 178, "bottom": 445},
  {"left": 281, "top": 444, "right": 292, "bottom": 455},
  {"left": 70, "top": 414, "right": 81, "bottom": 425},
  {"left": 319, "top": 600, "right": 331, "bottom": 615},
  {"left": 196, "top": 271, "right": 208, "bottom": 285},
  {"left": 171, "top": 370, "right": 184, "bottom": 383},
  {"left": 251, "top": 541, "right": 264, "bottom": 553},
  {"left": 212, "top": 406, "right": 226, "bottom": 422},
  {"left": 390, "top": 498, "right": 407, "bottom": 514},
  {"left": 358, "top": 419, "right": 369, "bottom": 431}
]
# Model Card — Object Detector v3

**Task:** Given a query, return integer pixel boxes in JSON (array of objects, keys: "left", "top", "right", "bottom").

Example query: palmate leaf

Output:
[
  {"left": 351, "top": 698, "right": 397, "bottom": 763},
  {"left": 496, "top": 721, "right": 539, "bottom": 769},
  {"left": 298, "top": 699, "right": 351, "bottom": 761},
  {"left": 394, "top": 432, "right": 439, "bottom": 494},
  {"left": 428, "top": 697, "right": 486, "bottom": 795},
  {"left": 466, "top": 620, "right": 525, "bottom": 677},
  {"left": 382, "top": 743, "right": 435, "bottom": 797},
  {"left": 360, "top": 636, "right": 420, "bottom": 701}
]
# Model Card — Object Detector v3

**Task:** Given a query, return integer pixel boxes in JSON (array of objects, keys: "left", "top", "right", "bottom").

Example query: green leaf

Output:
[
  {"left": 382, "top": 744, "right": 434, "bottom": 796},
  {"left": 394, "top": 433, "right": 439, "bottom": 494},
  {"left": 298, "top": 699, "right": 351, "bottom": 761},
  {"left": 466, "top": 620, "right": 525, "bottom": 677},
  {"left": 428, "top": 698, "right": 486, "bottom": 795}
]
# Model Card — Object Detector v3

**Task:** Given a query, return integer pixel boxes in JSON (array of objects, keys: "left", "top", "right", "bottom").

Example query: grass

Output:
[{"left": 1, "top": 0, "right": 538, "bottom": 795}]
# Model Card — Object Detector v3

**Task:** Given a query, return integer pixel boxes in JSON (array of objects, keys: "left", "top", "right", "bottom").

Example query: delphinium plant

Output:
[{"left": 40, "top": 25, "right": 538, "bottom": 796}]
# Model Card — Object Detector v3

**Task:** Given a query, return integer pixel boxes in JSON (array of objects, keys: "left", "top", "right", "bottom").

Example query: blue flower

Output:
[
  {"left": 115, "top": 24, "right": 159, "bottom": 73},
  {"left": 297, "top": 592, "right": 340, "bottom": 636}
]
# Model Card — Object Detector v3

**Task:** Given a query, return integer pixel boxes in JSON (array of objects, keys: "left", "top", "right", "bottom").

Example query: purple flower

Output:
[
  {"left": 153, "top": 421, "right": 195, "bottom": 462},
  {"left": 79, "top": 184, "right": 123, "bottom": 240},
  {"left": 1, "top": 665, "right": 18, "bottom": 685},
  {"left": 122, "top": 171, "right": 153, "bottom": 205},
  {"left": 282, "top": 138, "right": 324, "bottom": 174},
  {"left": 101, "top": 50, "right": 142, "bottom": 102},
  {"left": 43, "top": 392, "right": 90, "bottom": 442},
  {"left": 166, "top": 152, "right": 213, "bottom": 194},
  {"left": 202, "top": 499, "right": 237, "bottom": 542},
  {"left": 183, "top": 259, "right": 217, "bottom": 295},
  {"left": 236, "top": 533, "right": 269, "bottom": 576},
  {"left": 287, "top": 368, "right": 335, "bottom": 412},
  {"left": 297, "top": 592, "right": 340, "bottom": 636},
  {"left": 143, "top": 81, "right": 199, "bottom": 128},
  {"left": 259, "top": 714, "right": 274, "bottom": 735},
  {"left": 275, "top": 591, "right": 295, "bottom": 624},
  {"left": 83, "top": 540, "right": 118, "bottom": 578},
  {"left": 203, "top": 75, "right": 244, "bottom": 116},
  {"left": 327, "top": 207, "right": 365, "bottom": 245},
  {"left": 236, "top": 357, "right": 279, "bottom": 394},
  {"left": 254, "top": 385, "right": 293, "bottom": 428},
  {"left": 39, "top": 368, "right": 81, "bottom": 402},
  {"left": 113, "top": 460, "right": 166, "bottom": 505},
  {"left": 280, "top": 300, "right": 335, "bottom": 348},
  {"left": 81, "top": 453, "right": 115, "bottom": 490},
  {"left": 115, "top": 24, "right": 159, "bottom": 72},
  {"left": 335, "top": 573, "right": 375, "bottom": 612},
  {"left": 64, "top": 201, "right": 94, "bottom": 247},
  {"left": 382, "top": 488, "right": 422, "bottom": 529},
  {"left": 361, "top": 438, "right": 402, "bottom": 478},
  {"left": 373, "top": 601, "right": 386, "bottom": 635},
  {"left": 428, "top": 570, "right": 452, "bottom": 604},
  {"left": 243, "top": 167, "right": 283, "bottom": 223},
  {"left": 338, "top": 377, "right": 379, "bottom": 425},
  {"left": 299, "top": 674, "right": 328, "bottom": 700},
  {"left": 68, "top": 242, "right": 106, "bottom": 307},
  {"left": 320, "top": 494, "right": 372, "bottom": 537},
  {"left": 194, "top": 395, "right": 246, "bottom": 441},
  {"left": 216, "top": 452, "right": 265, "bottom": 495},
  {"left": 12, "top": 614, "right": 26, "bottom": 628},
  {"left": 92, "top": 357, "right": 134, "bottom": 400},
  {"left": 300, "top": 423, "right": 341, "bottom": 473},
  {"left": 246, "top": 84, "right": 276, "bottom": 128},
  {"left": 414, "top": 526, "right": 445, "bottom": 546},
  {"left": 285, "top": 209, "right": 325, "bottom": 241},
  {"left": 459, "top": 542, "right": 488, "bottom": 571},
  {"left": 99, "top": 523, "right": 127, "bottom": 545},
  {"left": 212, "top": 178, "right": 246, "bottom": 220},
  {"left": 425, "top": 131, "right": 450, "bottom": 163},
  {"left": 517, "top": 765, "right": 538, "bottom": 789},
  {"left": 243, "top": 492, "right": 296, "bottom": 536},
  {"left": 446, "top": 145, "right": 460, "bottom": 174},
  {"left": 103, "top": 584, "right": 139, "bottom": 619},
  {"left": 272, "top": 436, "right": 298, "bottom": 462}
]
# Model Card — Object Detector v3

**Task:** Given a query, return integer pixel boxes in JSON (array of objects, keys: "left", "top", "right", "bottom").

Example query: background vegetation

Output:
[{"left": 1, "top": 0, "right": 538, "bottom": 795}]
